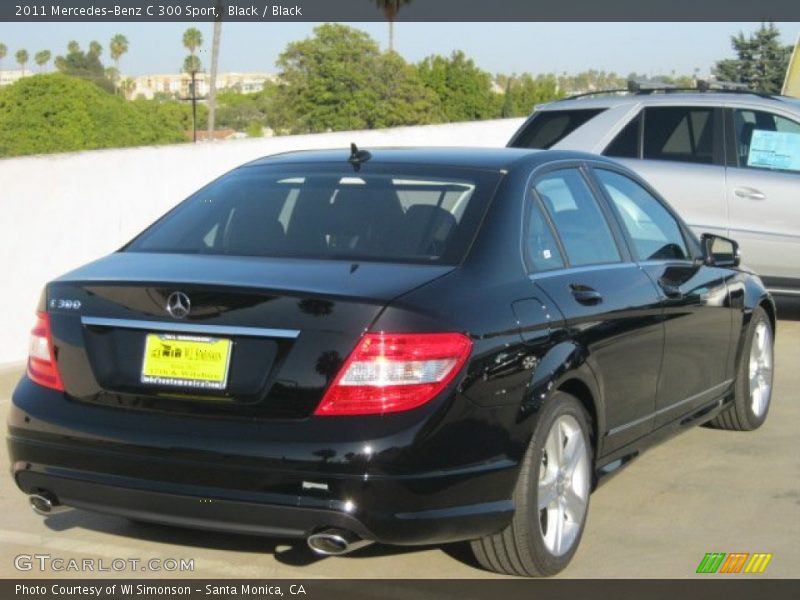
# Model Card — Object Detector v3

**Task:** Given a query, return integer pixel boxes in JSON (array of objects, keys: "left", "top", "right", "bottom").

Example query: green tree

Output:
[
  {"left": 109, "top": 34, "right": 129, "bottom": 94},
  {"left": 714, "top": 23, "right": 792, "bottom": 94},
  {"left": 16, "top": 49, "right": 29, "bottom": 76},
  {"left": 274, "top": 24, "right": 383, "bottom": 133},
  {"left": 34, "top": 50, "right": 51, "bottom": 72},
  {"left": 54, "top": 41, "right": 114, "bottom": 92},
  {"left": 109, "top": 34, "right": 128, "bottom": 67},
  {"left": 0, "top": 73, "right": 187, "bottom": 157},
  {"left": 182, "top": 27, "right": 203, "bottom": 141},
  {"left": 88, "top": 40, "right": 102, "bottom": 58},
  {"left": 273, "top": 24, "right": 439, "bottom": 134},
  {"left": 120, "top": 77, "right": 136, "bottom": 99},
  {"left": 183, "top": 54, "right": 202, "bottom": 76},
  {"left": 372, "top": 50, "right": 442, "bottom": 127},
  {"left": 374, "top": 0, "right": 412, "bottom": 52},
  {"left": 183, "top": 27, "right": 203, "bottom": 55},
  {"left": 246, "top": 121, "right": 263, "bottom": 137},
  {"left": 215, "top": 84, "right": 277, "bottom": 131},
  {"left": 417, "top": 51, "right": 499, "bottom": 122},
  {"left": 501, "top": 73, "right": 561, "bottom": 116}
]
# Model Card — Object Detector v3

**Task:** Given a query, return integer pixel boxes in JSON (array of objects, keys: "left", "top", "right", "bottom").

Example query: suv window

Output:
[
  {"left": 511, "top": 109, "right": 606, "bottom": 149},
  {"left": 533, "top": 169, "right": 621, "bottom": 267},
  {"left": 642, "top": 106, "right": 716, "bottom": 164},
  {"left": 604, "top": 112, "right": 641, "bottom": 158},
  {"left": 126, "top": 166, "right": 501, "bottom": 265},
  {"left": 595, "top": 169, "right": 689, "bottom": 261},
  {"left": 733, "top": 109, "right": 800, "bottom": 172}
]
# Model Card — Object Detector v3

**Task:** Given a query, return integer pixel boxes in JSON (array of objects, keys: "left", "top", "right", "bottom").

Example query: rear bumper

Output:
[{"left": 8, "top": 377, "right": 519, "bottom": 546}]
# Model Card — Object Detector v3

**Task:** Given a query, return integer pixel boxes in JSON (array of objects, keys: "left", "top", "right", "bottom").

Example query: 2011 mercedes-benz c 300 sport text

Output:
[{"left": 7, "top": 147, "right": 775, "bottom": 576}]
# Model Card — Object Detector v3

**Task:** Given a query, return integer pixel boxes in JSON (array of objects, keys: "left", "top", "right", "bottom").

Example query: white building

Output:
[
  {"left": 0, "top": 69, "right": 30, "bottom": 87},
  {"left": 129, "top": 72, "right": 275, "bottom": 99}
]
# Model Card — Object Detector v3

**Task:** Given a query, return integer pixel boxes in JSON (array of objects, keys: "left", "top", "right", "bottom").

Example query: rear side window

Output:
[
  {"left": 596, "top": 169, "right": 689, "bottom": 261},
  {"left": 126, "top": 166, "right": 501, "bottom": 265},
  {"left": 733, "top": 109, "right": 800, "bottom": 172},
  {"left": 511, "top": 109, "right": 606, "bottom": 149},
  {"left": 533, "top": 169, "right": 621, "bottom": 267},
  {"left": 525, "top": 194, "right": 565, "bottom": 272},
  {"left": 642, "top": 106, "right": 716, "bottom": 164}
]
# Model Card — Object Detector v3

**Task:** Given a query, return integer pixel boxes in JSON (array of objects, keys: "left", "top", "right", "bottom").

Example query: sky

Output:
[{"left": 0, "top": 22, "right": 797, "bottom": 78}]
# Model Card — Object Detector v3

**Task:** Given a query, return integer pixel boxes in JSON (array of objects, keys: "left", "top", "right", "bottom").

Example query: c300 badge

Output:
[{"left": 49, "top": 298, "right": 82, "bottom": 311}]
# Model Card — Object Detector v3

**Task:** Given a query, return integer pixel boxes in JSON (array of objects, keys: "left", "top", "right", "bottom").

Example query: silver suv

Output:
[{"left": 508, "top": 84, "right": 800, "bottom": 296}]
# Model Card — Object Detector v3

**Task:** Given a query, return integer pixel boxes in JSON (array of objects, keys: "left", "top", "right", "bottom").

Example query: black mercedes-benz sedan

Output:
[{"left": 8, "top": 147, "right": 775, "bottom": 576}]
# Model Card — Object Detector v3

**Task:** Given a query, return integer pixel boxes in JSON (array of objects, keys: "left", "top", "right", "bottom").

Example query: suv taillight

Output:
[
  {"left": 27, "top": 311, "right": 64, "bottom": 392},
  {"left": 314, "top": 332, "right": 472, "bottom": 416}
]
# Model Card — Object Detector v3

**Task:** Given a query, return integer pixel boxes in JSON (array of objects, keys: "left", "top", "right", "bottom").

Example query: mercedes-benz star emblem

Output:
[{"left": 166, "top": 291, "right": 191, "bottom": 319}]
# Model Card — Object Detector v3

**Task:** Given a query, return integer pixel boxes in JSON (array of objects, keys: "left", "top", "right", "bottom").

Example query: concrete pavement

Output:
[{"left": 1, "top": 311, "right": 797, "bottom": 579}]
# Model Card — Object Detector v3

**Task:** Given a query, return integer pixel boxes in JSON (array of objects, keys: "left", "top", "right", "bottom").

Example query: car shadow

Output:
[{"left": 39, "top": 508, "right": 473, "bottom": 570}]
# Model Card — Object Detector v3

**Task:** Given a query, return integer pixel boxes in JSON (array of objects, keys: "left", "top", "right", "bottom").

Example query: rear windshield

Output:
[
  {"left": 510, "top": 108, "right": 606, "bottom": 149},
  {"left": 125, "top": 164, "right": 502, "bottom": 265}
]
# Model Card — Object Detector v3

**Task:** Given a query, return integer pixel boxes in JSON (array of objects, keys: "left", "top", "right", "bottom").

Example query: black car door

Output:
[
  {"left": 590, "top": 167, "right": 735, "bottom": 428},
  {"left": 525, "top": 165, "right": 665, "bottom": 454}
]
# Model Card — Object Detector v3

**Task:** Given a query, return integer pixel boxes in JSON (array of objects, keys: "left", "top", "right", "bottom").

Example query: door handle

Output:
[
  {"left": 658, "top": 278, "right": 683, "bottom": 299},
  {"left": 570, "top": 284, "right": 603, "bottom": 305},
  {"left": 734, "top": 187, "right": 766, "bottom": 201}
]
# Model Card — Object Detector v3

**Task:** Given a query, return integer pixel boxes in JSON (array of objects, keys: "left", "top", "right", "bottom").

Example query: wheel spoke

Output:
[
  {"left": 538, "top": 478, "right": 559, "bottom": 511},
  {"left": 564, "top": 433, "right": 585, "bottom": 476},
  {"left": 552, "top": 502, "right": 565, "bottom": 555},
  {"left": 563, "top": 485, "right": 586, "bottom": 521}
]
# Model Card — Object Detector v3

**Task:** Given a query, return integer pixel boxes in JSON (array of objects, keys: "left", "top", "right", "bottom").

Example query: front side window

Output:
[
  {"left": 733, "top": 109, "right": 800, "bottom": 173},
  {"left": 126, "top": 165, "right": 500, "bottom": 265},
  {"left": 595, "top": 169, "right": 689, "bottom": 261},
  {"left": 533, "top": 169, "right": 621, "bottom": 267},
  {"left": 510, "top": 109, "right": 606, "bottom": 149},
  {"left": 642, "top": 106, "right": 716, "bottom": 164}
]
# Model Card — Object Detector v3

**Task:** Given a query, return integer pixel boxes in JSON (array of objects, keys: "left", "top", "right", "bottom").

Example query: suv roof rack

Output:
[{"left": 562, "top": 79, "right": 779, "bottom": 101}]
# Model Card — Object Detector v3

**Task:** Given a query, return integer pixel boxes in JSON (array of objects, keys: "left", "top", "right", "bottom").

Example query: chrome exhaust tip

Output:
[
  {"left": 29, "top": 492, "right": 67, "bottom": 516},
  {"left": 307, "top": 528, "right": 373, "bottom": 556}
]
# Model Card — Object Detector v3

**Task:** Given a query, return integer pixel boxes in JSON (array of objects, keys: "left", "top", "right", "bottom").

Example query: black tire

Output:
[
  {"left": 708, "top": 306, "right": 774, "bottom": 432},
  {"left": 470, "top": 392, "right": 593, "bottom": 577}
]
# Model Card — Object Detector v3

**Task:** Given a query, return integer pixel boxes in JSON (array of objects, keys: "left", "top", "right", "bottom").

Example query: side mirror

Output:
[{"left": 701, "top": 233, "right": 740, "bottom": 268}]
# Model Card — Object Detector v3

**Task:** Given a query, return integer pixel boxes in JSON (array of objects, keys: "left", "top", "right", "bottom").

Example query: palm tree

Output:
[
  {"left": 120, "top": 77, "right": 136, "bottom": 99},
  {"left": 108, "top": 33, "right": 128, "bottom": 92},
  {"left": 67, "top": 40, "right": 80, "bottom": 54},
  {"left": 88, "top": 40, "right": 102, "bottom": 58},
  {"left": 207, "top": 2, "right": 223, "bottom": 134},
  {"left": 182, "top": 28, "right": 204, "bottom": 142},
  {"left": 109, "top": 34, "right": 129, "bottom": 95},
  {"left": 16, "top": 49, "right": 29, "bottom": 76},
  {"left": 182, "top": 27, "right": 203, "bottom": 56},
  {"left": 374, "top": 0, "right": 412, "bottom": 52},
  {"left": 0, "top": 43, "right": 7, "bottom": 81},
  {"left": 34, "top": 50, "right": 51, "bottom": 72},
  {"left": 183, "top": 54, "right": 203, "bottom": 142}
]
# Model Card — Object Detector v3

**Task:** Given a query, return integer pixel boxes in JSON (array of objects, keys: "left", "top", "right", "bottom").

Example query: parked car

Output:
[
  {"left": 8, "top": 147, "right": 775, "bottom": 576},
  {"left": 508, "top": 82, "right": 800, "bottom": 297}
]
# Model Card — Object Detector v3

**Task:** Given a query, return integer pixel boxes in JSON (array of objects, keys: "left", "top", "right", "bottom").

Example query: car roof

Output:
[
  {"left": 243, "top": 147, "right": 618, "bottom": 172},
  {"left": 536, "top": 92, "right": 800, "bottom": 112}
]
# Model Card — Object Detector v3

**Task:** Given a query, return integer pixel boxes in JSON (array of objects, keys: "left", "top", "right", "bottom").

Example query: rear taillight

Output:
[
  {"left": 27, "top": 311, "right": 64, "bottom": 392},
  {"left": 314, "top": 332, "right": 472, "bottom": 416}
]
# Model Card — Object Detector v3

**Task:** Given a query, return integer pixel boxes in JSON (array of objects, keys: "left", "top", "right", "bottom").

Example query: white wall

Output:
[{"left": 0, "top": 118, "right": 524, "bottom": 366}]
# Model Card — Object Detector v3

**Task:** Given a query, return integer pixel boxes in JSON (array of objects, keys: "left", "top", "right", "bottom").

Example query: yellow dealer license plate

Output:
[{"left": 141, "top": 334, "right": 232, "bottom": 390}]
